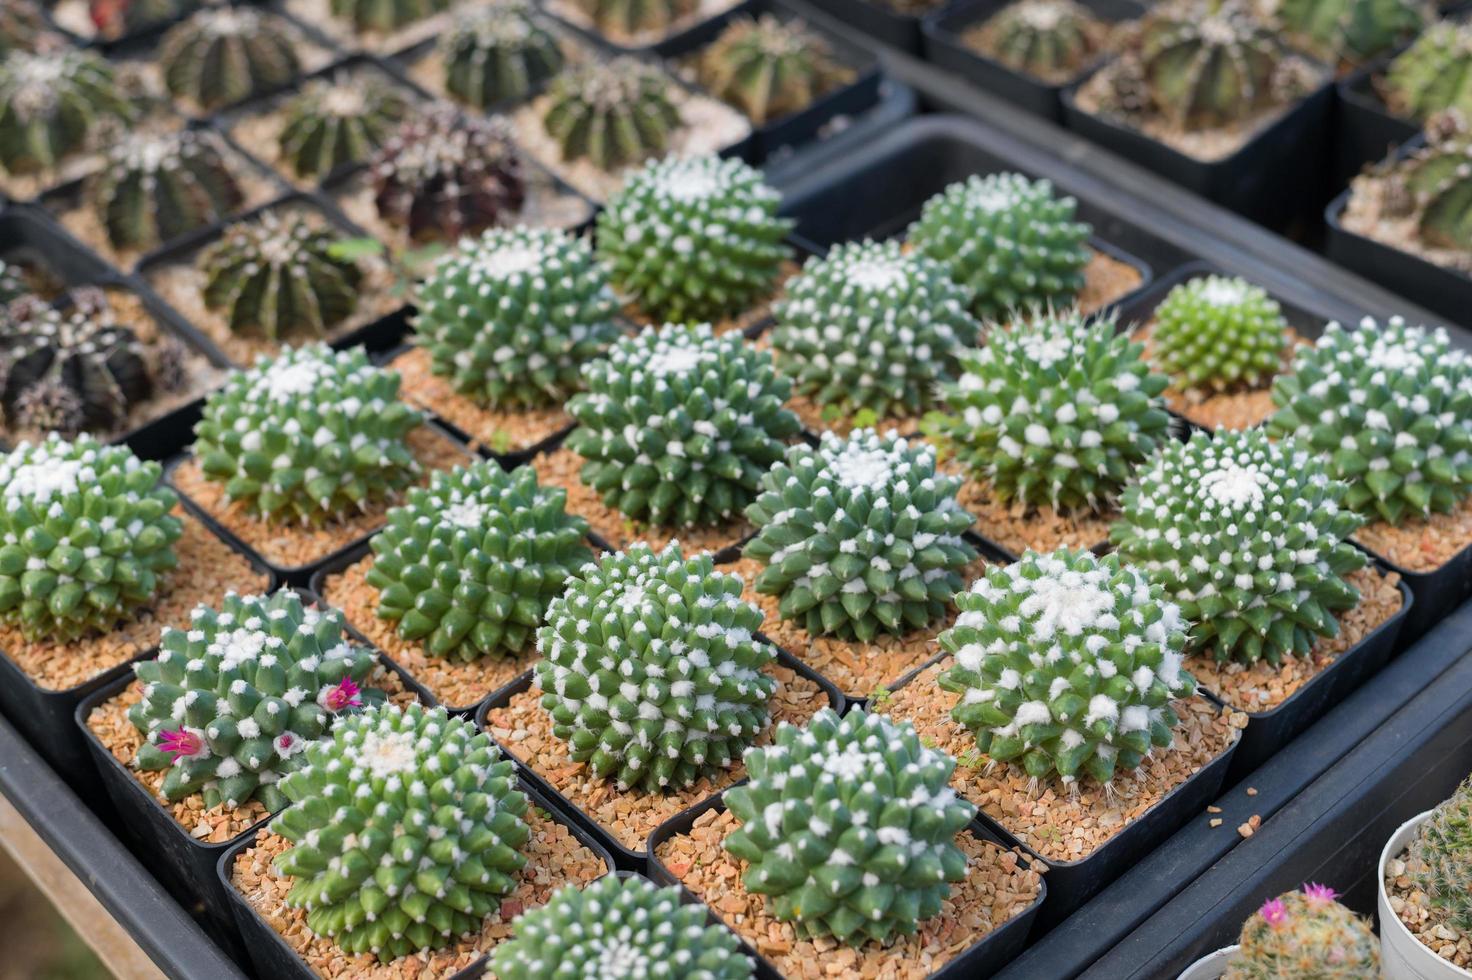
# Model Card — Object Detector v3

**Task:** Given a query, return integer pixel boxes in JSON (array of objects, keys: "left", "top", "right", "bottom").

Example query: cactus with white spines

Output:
[
  {"left": 439, "top": 1, "right": 564, "bottom": 109},
  {"left": 1229, "top": 883, "right": 1381, "bottom": 980},
  {"left": 697, "top": 15, "right": 850, "bottom": 126},
  {"left": 0, "top": 47, "right": 131, "bottom": 176},
  {"left": 277, "top": 78, "right": 408, "bottom": 181},
  {"left": 93, "top": 129, "right": 244, "bottom": 252},
  {"left": 1149, "top": 275, "right": 1289, "bottom": 392},
  {"left": 541, "top": 58, "right": 681, "bottom": 172},
  {"left": 159, "top": 8, "right": 300, "bottom": 111}
]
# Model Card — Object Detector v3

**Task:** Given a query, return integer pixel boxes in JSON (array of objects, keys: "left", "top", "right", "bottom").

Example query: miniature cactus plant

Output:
[
  {"left": 1148, "top": 275, "right": 1289, "bottom": 392},
  {"left": 1268, "top": 316, "right": 1472, "bottom": 526},
  {"left": 1385, "top": 23, "right": 1472, "bottom": 123},
  {"left": 93, "top": 129, "right": 245, "bottom": 252},
  {"left": 1375, "top": 109, "right": 1472, "bottom": 254},
  {"left": 724, "top": 708, "right": 977, "bottom": 945},
  {"left": 907, "top": 172, "right": 1092, "bottom": 319},
  {"left": 199, "top": 212, "right": 361, "bottom": 342},
  {"left": 939, "top": 308, "right": 1171, "bottom": 513},
  {"left": 1228, "top": 884, "right": 1380, "bottom": 979},
  {"left": 977, "top": 0, "right": 1104, "bottom": 81},
  {"left": 412, "top": 226, "right": 620, "bottom": 410},
  {"left": 0, "top": 1, "right": 44, "bottom": 56},
  {"left": 272, "top": 703, "right": 531, "bottom": 962},
  {"left": 541, "top": 58, "right": 682, "bottom": 171},
  {"left": 491, "top": 875, "right": 755, "bottom": 979},
  {"left": 1112, "top": 429, "right": 1366, "bottom": 665},
  {"left": 0, "top": 48, "right": 132, "bottom": 176},
  {"left": 1270, "top": 0, "right": 1427, "bottom": 66},
  {"left": 193, "top": 344, "right": 424, "bottom": 525},
  {"left": 159, "top": 8, "right": 300, "bottom": 111},
  {"left": 744, "top": 429, "right": 978, "bottom": 642},
  {"left": 0, "top": 435, "right": 182, "bottom": 642},
  {"left": 88, "top": 0, "right": 197, "bottom": 40},
  {"left": 371, "top": 108, "right": 526, "bottom": 243},
  {"left": 770, "top": 239, "right": 979, "bottom": 419},
  {"left": 277, "top": 78, "right": 409, "bottom": 181},
  {"left": 565, "top": 324, "right": 801, "bottom": 528},
  {"left": 534, "top": 542, "right": 775, "bottom": 792},
  {"left": 571, "top": 0, "right": 695, "bottom": 35},
  {"left": 366, "top": 460, "right": 593, "bottom": 661},
  {"left": 697, "top": 15, "right": 851, "bottom": 126},
  {"left": 1405, "top": 776, "right": 1472, "bottom": 933},
  {"left": 439, "top": 1, "right": 564, "bottom": 110},
  {"left": 328, "top": 0, "right": 445, "bottom": 32},
  {"left": 596, "top": 155, "right": 792, "bottom": 324},
  {"left": 128, "top": 591, "right": 384, "bottom": 811}
]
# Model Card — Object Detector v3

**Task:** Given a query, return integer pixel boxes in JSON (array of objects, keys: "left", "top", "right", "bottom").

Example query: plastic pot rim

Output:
[{"left": 1379, "top": 810, "right": 1472, "bottom": 979}]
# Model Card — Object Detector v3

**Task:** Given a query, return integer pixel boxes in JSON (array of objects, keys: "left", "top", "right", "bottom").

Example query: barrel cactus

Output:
[
  {"left": 1405, "top": 776, "right": 1472, "bottom": 934},
  {"left": 1149, "top": 275, "right": 1289, "bottom": 392},
  {"left": 534, "top": 542, "right": 775, "bottom": 792},
  {"left": 440, "top": 2, "right": 564, "bottom": 110},
  {"left": 93, "top": 129, "right": 244, "bottom": 252},
  {"left": 328, "top": 0, "right": 445, "bottom": 32},
  {"left": 194, "top": 344, "right": 424, "bottom": 525},
  {"left": 1376, "top": 110, "right": 1472, "bottom": 254},
  {"left": 939, "top": 547, "right": 1197, "bottom": 783},
  {"left": 159, "top": 8, "right": 301, "bottom": 111},
  {"left": 907, "top": 172, "right": 1092, "bottom": 319},
  {"left": 1270, "top": 0, "right": 1427, "bottom": 66},
  {"left": 541, "top": 58, "right": 681, "bottom": 172},
  {"left": 596, "top": 155, "right": 792, "bottom": 324},
  {"left": 277, "top": 78, "right": 409, "bottom": 181},
  {"left": 272, "top": 703, "right": 531, "bottom": 962},
  {"left": 697, "top": 15, "right": 850, "bottom": 125},
  {"left": 564, "top": 324, "right": 801, "bottom": 529},
  {"left": 0, "top": 48, "right": 131, "bottom": 176},
  {"left": 1229, "top": 884, "right": 1380, "bottom": 980},
  {"left": 0, "top": 435, "right": 182, "bottom": 642},
  {"left": 571, "top": 0, "right": 695, "bottom": 35},
  {"left": 723, "top": 708, "right": 976, "bottom": 945},
  {"left": 940, "top": 309, "right": 1172, "bottom": 513},
  {"left": 979, "top": 0, "right": 1104, "bottom": 81},
  {"left": 128, "top": 591, "right": 383, "bottom": 811},
  {"left": 1385, "top": 23, "right": 1472, "bottom": 123},
  {"left": 412, "top": 226, "right": 620, "bottom": 410}
]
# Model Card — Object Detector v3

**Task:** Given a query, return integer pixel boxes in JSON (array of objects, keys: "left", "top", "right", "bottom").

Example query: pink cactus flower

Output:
[
  {"left": 322, "top": 677, "right": 362, "bottom": 712},
  {"left": 1302, "top": 882, "right": 1339, "bottom": 905},
  {"left": 158, "top": 728, "right": 204, "bottom": 763},
  {"left": 1260, "top": 897, "right": 1288, "bottom": 928}
]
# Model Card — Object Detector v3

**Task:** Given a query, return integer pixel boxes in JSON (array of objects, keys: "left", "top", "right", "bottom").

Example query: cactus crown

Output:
[
  {"left": 328, "top": 0, "right": 445, "bottom": 32},
  {"left": 572, "top": 0, "right": 696, "bottom": 35},
  {"left": 0, "top": 48, "right": 131, "bottom": 176},
  {"left": 744, "top": 429, "right": 979, "bottom": 642},
  {"left": 771, "top": 239, "right": 980, "bottom": 419},
  {"left": 1148, "top": 274, "right": 1289, "bottom": 391},
  {"left": 698, "top": 15, "right": 851, "bottom": 126},
  {"left": 366, "top": 460, "right": 592, "bottom": 662},
  {"left": 533, "top": 542, "right": 776, "bottom": 793},
  {"left": 723, "top": 708, "right": 977, "bottom": 946},
  {"left": 541, "top": 58, "right": 682, "bottom": 172},
  {"left": 94, "top": 129, "right": 244, "bottom": 252},
  {"left": 1229, "top": 885, "right": 1380, "bottom": 980},
  {"left": 413, "top": 226, "right": 620, "bottom": 411},
  {"left": 1268, "top": 315, "right": 1472, "bottom": 526},
  {"left": 1386, "top": 23, "right": 1472, "bottom": 123},
  {"left": 160, "top": 8, "right": 300, "bottom": 111},
  {"left": 194, "top": 344, "right": 424, "bottom": 525},
  {"left": 565, "top": 323, "right": 801, "bottom": 529},
  {"left": 1271, "top": 0, "right": 1427, "bottom": 66},
  {"left": 1406, "top": 776, "right": 1472, "bottom": 934},
  {"left": 128, "top": 591, "right": 383, "bottom": 811},
  {"left": 1112, "top": 429, "right": 1366, "bottom": 666},
  {"left": 908, "top": 172, "right": 1093, "bottom": 319},
  {"left": 940, "top": 309, "right": 1171, "bottom": 513},
  {"left": 272, "top": 703, "right": 531, "bottom": 962},
  {"left": 596, "top": 155, "right": 793, "bottom": 324},
  {"left": 277, "top": 78, "right": 409, "bottom": 181},
  {"left": 440, "top": 1, "right": 564, "bottom": 110},
  {"left": 982, "top": 0, "right": 1103, "bottom": 80}
]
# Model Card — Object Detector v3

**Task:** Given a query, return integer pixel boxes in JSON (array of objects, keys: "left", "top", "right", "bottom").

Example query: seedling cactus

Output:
[
  {"left": 277, "top": 78, "right": 409, "bottom": 181},
  {"left": 1406, "top": 775, "right": 1472, "bottom": 933},
  {"left": 93, "top": 129, "right": 244, "bottom": 252},
  {"left": 697, "top": 15, "right": 851, "bottom": 126},
  {"left": 571, "top": 0, "right": 695, "bottom": 35},
  {"left": 328, "top": 0, "right": 445, "bottom": 32},
  {"left": 980, "top": 0, "right": 1103, "bottom": 81},
  {"left": 1148, "top": 275, "right": 1289, "bottom": 392},
  {"left": 1229, "top": 884, "right": 1380, "bottom": 979},
  {"left": 541, "top": 58, "right": 681, "bottom": 171},
  {"left": 1385, "top": 23, "right": 1472, "bottom": 122},
  {"left": 0, "top": 48, "right": 131, "bottom": 176},
  {"left": 1270, "top": 0, "right": 1427, "bottom": 66},
  {"left": 159, "top": 8, "right": 301, "bottom": 111},
  {"left": 440, "top": 1, "right": 564, "bottom": 109}
]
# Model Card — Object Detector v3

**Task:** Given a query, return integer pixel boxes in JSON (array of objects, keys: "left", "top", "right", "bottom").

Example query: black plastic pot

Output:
[
  {"left": 800, "top": 0, "right": 944, "bottom": 53},
  {"left": 645, "top": 790, "right": 1047, "bottom": 978},
  {"left": 1367, "top": 541, "right": 1472, "bottom": 645},
  {"left": 1334, "top": 58, "right": 1419, "bottom": 190},
  {"left": 0, "top": 205, "right": 119, "bottom": 286}
]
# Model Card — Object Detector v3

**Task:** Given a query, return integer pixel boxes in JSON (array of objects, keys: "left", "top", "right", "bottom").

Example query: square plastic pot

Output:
[
  {"left": 800, "top": 0, "right": 938, "bottom": 52},
  {"left": 1334, "top": 58, "right": 1418, "bottom": 189}
]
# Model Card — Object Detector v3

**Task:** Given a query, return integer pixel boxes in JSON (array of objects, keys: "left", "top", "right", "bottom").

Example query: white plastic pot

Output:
[
  {"left": 1176, "top": 945, "right": 1240, "bottom": 979},
  {"left": 1380, "top": 811, "right": 1472, "bottom": 980}
]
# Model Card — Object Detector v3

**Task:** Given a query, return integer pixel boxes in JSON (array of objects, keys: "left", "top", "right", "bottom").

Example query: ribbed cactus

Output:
[
  {"left": 596, "top": 155, "right": 793, "bottom": 323},
  {"left": 724, "top": 708, "right": 977, "bottom": 945},
  {"left": 1378, "top": 110, "right": 1472, "bottom": 253},
  {"left": 93, "top": 129, "right": 244, "bottom": 252},
  {"left": 534, "top": 543, "right": 775, "bottom": 792},
  {"left": 412, "top": 226, "right": 620, "bottom": 410},
  {"left": 272, "top": 704, "right": 531, "bottom": 962},
  {"left": 1268, "top": 316, "right": 1472, "bottom": 526},
  {"left": 0, "top": 1, "right": 44, "bottom": 56},
  {"left": 697, "top": 15, "right": 850, "bottom": 126},
  {"left": 541, "top": 58, "right": 681, "bottom": 171},
  {"left": 744, "top": 430, "right": 978, "bottom": 642},
  {"left": 1270, "top": 0, "right": 1427, "bottom": 66},
  {"left": 328, "top": 0, "right": 445, "bottom": 32},
  {"left": 1149, "top": 275, "right": 1289, "bottom": 392},
  {"left": 159, "top": 8, "right": 300, "bottom": 111},
  {"left": 199, "top": 212, "right": 361, "bottom": 342},
  {"left": 88, "top": 0, "right": 198, "bottom": 40},
  {"left": 1112, "top": 429, "right": 1366, "bottom": 666},
  {"left": 1228, "top": 885, "right": 1380, "bottom": 979},
  {"left": 570, "top": 0, "right": 695, "bottom": 35},
  {"left": 194, "top": 344, "right": 424, "bottom": 525},
  {"left": 440, "top": 1, "right": 564, "bottom": 109},
  {"left": 1385, "top": 23, "right": 1472, "bottom": 123},
  {"left": 1406, "top": 776, "right": 1472, "bottom": 934},
  {"left": 277, "top": 78, "right": 408, "bottom": 181},
  {"left": 0, "top": 48, "right": 131, "bottom": 176},
  {"left": 0, "top": 436, "right": 182, "bottom": 642},
  {"left": 907, "top": 173, "right": 1092, "bottom": 319},
  {"left": 939, "top": 309, "right": 1171, "bottom": 513},
  {"left": 980, "top": 0, "right": 1103, "bottom": 80},
  {"left": 128, "top": 591, "right": 384, "bottom": 811},
  {"left": 565, "top": 324, "right": 801, "bottom": 529}
]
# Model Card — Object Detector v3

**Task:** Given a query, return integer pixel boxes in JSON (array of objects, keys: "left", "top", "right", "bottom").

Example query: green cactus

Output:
[
  {"left": 0, "top": 1, "right": 44, "bottom": 56},
  {"left": 92, "top": 129, "right": 244, "bottom": 252},
  {"left": 697, "top": 15, "right": 851, "bottom": 126},
  {"left": 570, "top": 0, "right": 695, "bottom": 35},
  {"left": 1112, "top": 429, "right": 1366, "bottom": 666},
  {"left": 564, "top": 323, "right": 801, "bottom": 529},
  {"left": 541, "top": 58, "right": 682, "bottom": 172},
  {"left": 328, "top": 0, "right": 446, "bottom": 32},
  {"left": 159, "top": 8, "right": 300, "bottom": 111},
  {"left": 1148, "top": 275, "right": 1289, "bottom": 392},
  {"left": 907, "top": 173, "right": 1092, "bottom": 319},
  {"left": 978, "top": 0, "right": 1104, "bottom": 81},
  {"left": 1406, "top": 776, "right": 1472, "bottom": 934},
  {"left": 272, "top": 703, "right": 531, "bottom": 962},
  {"left": 1271, "top": 0, "right": 1428, "bottom": 66},
  {"left": 88, "top": 0, "right": 199, "bottom": 41},
  {"left": 723, "top": 708, "right": 977, "bottom": 945},
  {"left": 0, "top": 435, "right": 182, "bottom": 642},
  {"left": 0, "top": 48, "right": 132, "bottom": 176},
  {"left": 277, "top": 77, "right": 409, "bottom": 181},
  {"left": 412, "top": 226, "right": 620, "bottom": 411},
  {"left": 128, "top": 591, "right": 384, "bottom": 811},
  {"left": 193, "top": 344, "right": 424, "bottom": 525},
  {"left": 1385, "top": 23, "right": 1472, "bottom": 123},
  {"left": 534, "top": 542, "right": 776, "bottom": 792},
  {"left": 440, "top": 1, "right": 564, "bottom": 110},
  {"left": 1377, "top": 110, "right": 1472, "bottom": 253},
  {"left": 1228, "top": 884, "right": 1381, "bottom": 979}
]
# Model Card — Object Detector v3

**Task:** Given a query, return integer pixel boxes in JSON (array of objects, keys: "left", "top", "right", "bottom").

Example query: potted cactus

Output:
[
  {"left": 1380, "top": 775, "right": 1472, "bottom": 979},
  {"left": 1177, "top": 883, "right": 1380, "bottom": 979},
  {"left": 157, "top": 7, "right": 312, "bottom": 115},
  {"left": 544, "top": 0, "right": 741, "bottom": 51},
  {"left": 1265, "top": 0, "right": 1430, "bottom": 69}
]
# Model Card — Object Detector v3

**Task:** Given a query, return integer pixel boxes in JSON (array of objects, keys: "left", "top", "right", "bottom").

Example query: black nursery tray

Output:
[{"left": 1334, "top": 54, "right": 1420, "bottom": 189}]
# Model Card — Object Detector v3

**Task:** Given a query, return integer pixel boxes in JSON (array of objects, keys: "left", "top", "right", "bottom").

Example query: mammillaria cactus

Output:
[
  {"left": 1270, "top": 0, "right": 1427, "bottom": 66},
  {"left": 1385, "top": 23, "right": 1472, "bottom": 123},
  {"left": 1148, "top": 275, "right": 1289, "bottom": 392},
  {"left": 491, "top": 875, "right": 754, "bottom": 979},
  {"left": 1268, "top": 316, "right": 1472, "bottom": 525},
  {"left": 93, "top": 130, "right": 244, "bottom": 252},
  {"left": 571, "top": 0, "right": 695, "bottom": 35},
  {"left": 88, "top": 0, "right": 197, "bottom": 40},
  {"left": 723, "top": 708, "right": 976, "bottom": 945},
  {"left": 533, "top": 542, "right": 775, "bottom": 792},
  {"left": 977, "top": 0, "right": 1103, "bottom": 81},
  {"left": 159, "top": 8, "right": 300, "bottom": 111},
  {"left": 0, "top": 436, "right": 182, "bottom": 642},
  {"left": 541, "top": 59, "right": 682, "bottom": 171},
  {"left": 200, "top": 212, "right": 361, "bottom": 342},
  {"left": 194, "top": 344, "right": 424, "bottom": 525},
  {"left": 1376, "top": 110, "right": 1472, "bottom": 254},
  {"left": 272, "top": 703, "right": 531, "bottom": 961},
  {"left": 1405, "top": 776, "right": 1472, "bottom": 933},
  {"left": 277, "top": 78, "right": 408, "bottom": 181},
  {"left": 440, "top": 2, "right": 564, "bottom": 110},
  {"left": 128, "top": 591, "right": 383, "bottom": 810},
  {"left": 907, "top": 173, "right": 1092, "bottom": 319},
  {"left": 596, "top": 155, "right": 792, "bottom": 324},
  {"left": 565, "top": 324, "right": 800, "bottom": 529},
  {"left": 744, "top": 429, "right": 978, "bottom": 642},
  {"left": 1227, "top": 884, "right": 1380, "bottom": 979},
  {"left": 697, "top": 15, "right": 850, "bottom": 126},
  {"left": 413, "top": 226, "right": 620, "bottom": 410},
  {"left": 1112, "top": 429, "right": 1365, "bottom": 665},
  {"left": 939, "top": 309, "right": 1171, "bottom": 513},
  {"left": 371, "top": 108, "right": 526, "bottom": 243},
  {"left": 328, "top": 0, "right": 444, "bottom": 32},
  {"left": 0, "top": 48, "right": 131, "bottom": 176}
]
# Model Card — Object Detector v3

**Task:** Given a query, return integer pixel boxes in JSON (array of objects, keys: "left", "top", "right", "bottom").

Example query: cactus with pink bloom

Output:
[{"left": 1226, "top": 883, "right": 1379, "bottom": 978}]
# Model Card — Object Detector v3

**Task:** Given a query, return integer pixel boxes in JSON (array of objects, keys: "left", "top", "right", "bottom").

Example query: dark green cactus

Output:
[
  {"left": 439, "top": 1, "right": 564, "bottom": 109},
  {"left": 1271, "top": 0, "right": 1428, "bottom": 66},
  {"left": 0, "top": 48, "right": 132, "bottom": 176},
  {"left": 1385, "top": 23, "right": 1472, "bottom": 123},
  {"left": 93, "top": 129, "right": 244, "bottom": 252},
  {"left": 571, "top": 0, "right": 696, "bottom": 35},
  {"left": 977, "top": 0, "right": 1104, "bottom": 81},
  {"left": 328, "top": 0, "right": 446, "bottom": 33},
  {"left": 276, "top": 77, "right": 409, "bottom": 181},
  {"left": 697, "top": 15, "right": 851, "bottom": 125},
  {"left": 541, "top": 58, "right": 681, "bottom": 171},
  {"left": 1381, "top": 110, "right": 1472, "bottom": 253},
  {"left": 159, "top": 8, "right": 301, "bottom": 111}
]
